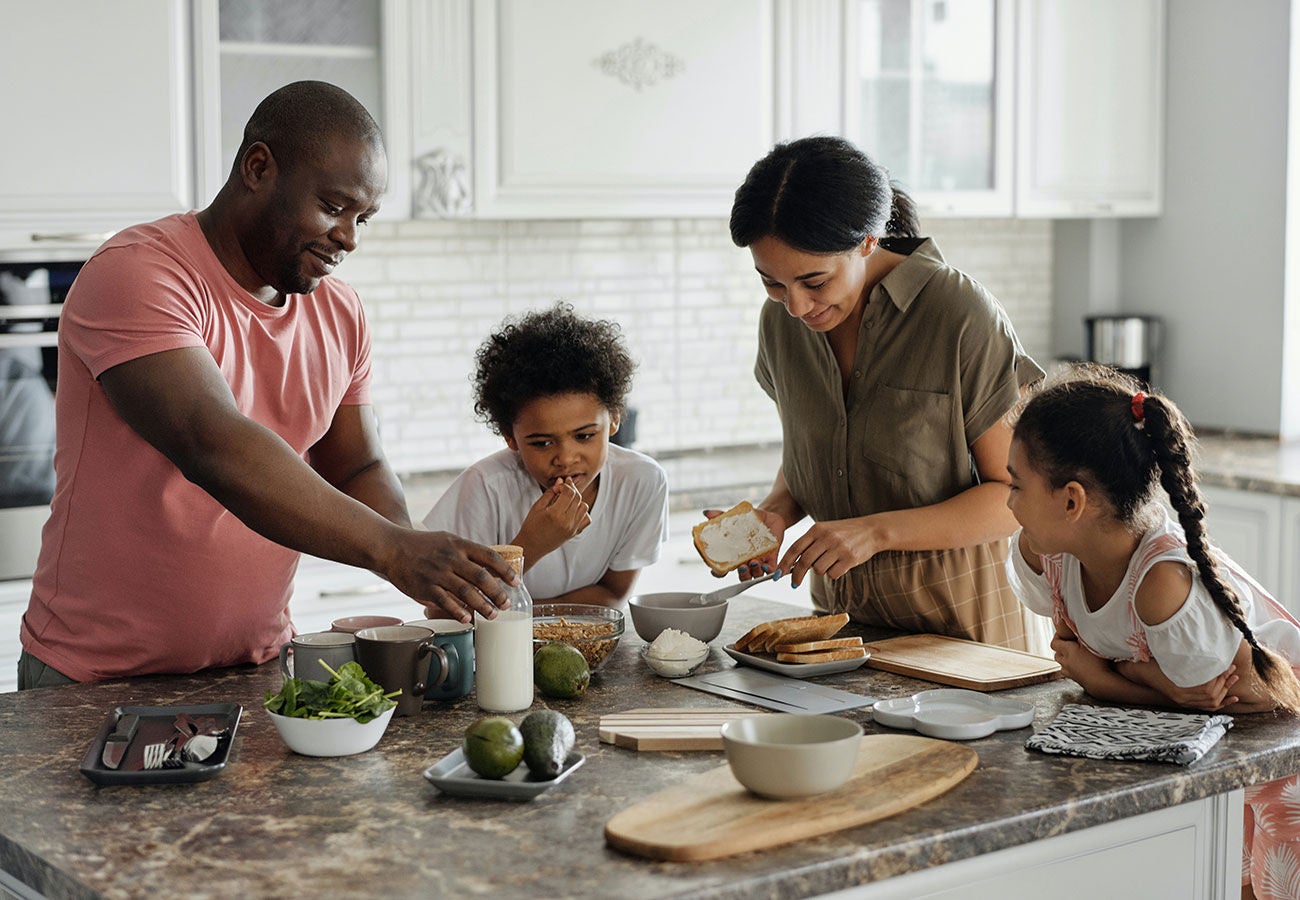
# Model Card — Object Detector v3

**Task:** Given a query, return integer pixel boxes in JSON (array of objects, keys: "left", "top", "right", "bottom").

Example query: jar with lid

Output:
[{"left": 473, "top": 544, "right": 534, "bottom": 712}]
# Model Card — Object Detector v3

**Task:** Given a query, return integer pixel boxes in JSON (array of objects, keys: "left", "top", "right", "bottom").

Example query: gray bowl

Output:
[{"left": 627, "top": 591, "right": 728, "bottom": 643}]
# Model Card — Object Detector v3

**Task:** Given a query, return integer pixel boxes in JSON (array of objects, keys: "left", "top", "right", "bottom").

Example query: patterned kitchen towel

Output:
[{"left": 1025, "top": 703, "right": 1233, "bottom": 765}]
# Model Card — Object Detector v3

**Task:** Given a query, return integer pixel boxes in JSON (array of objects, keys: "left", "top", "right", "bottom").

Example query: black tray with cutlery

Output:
[{"left": 79, "top": 703, "right": 242, "bottom": 786}]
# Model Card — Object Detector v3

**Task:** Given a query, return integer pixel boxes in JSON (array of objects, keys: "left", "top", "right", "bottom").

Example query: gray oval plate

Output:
[{"left": 422, "top": 748, "right": 584, "bottom": 800}]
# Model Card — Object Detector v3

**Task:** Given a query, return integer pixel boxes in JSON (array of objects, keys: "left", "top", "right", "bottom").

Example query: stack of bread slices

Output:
[{"left": 733, "top": 613, "right": 865, "bottom": 664}]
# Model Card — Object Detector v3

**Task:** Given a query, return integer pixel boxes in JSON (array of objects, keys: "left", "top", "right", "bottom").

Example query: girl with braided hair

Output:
[{"left": 1004, "top": 363, "right": 1300, "bottom": 899}]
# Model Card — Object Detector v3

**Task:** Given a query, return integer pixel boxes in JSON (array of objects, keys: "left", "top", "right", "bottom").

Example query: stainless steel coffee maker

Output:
[{"left": 1085, "top": 315, "right": 1161, "bottom": 389}]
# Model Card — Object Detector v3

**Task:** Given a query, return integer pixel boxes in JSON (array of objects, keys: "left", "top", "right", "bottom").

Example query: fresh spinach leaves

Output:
[{"left": 264, "top": 660, "right": 399, "bottom": 723}]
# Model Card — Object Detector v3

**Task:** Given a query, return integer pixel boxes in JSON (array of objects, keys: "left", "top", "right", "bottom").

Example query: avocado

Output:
[
  {"left": 520, "top": 709, "right": 576, "bottom": 779},
  {"left": 533, "top": 641, "right": 590, "bottom": 699}
]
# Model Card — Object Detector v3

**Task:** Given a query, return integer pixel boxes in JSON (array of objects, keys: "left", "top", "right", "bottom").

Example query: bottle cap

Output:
[{"left": 491, "top": 544, "right": 525, "bottom": 577}]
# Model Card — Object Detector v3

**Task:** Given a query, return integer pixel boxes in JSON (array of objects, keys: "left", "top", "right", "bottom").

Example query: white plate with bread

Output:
[{"left": 723, "top": 613, "right": 869, "bottom": 679}]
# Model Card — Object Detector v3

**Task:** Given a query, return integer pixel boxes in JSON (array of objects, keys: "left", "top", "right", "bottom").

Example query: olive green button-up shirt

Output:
[{"left": 754, "top": 237, "right": 1044, "bottom": 645}]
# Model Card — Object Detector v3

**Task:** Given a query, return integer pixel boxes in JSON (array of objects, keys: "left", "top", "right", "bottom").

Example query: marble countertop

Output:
[
  {"left": 1194, "top": 433, "right": 1300, "bottom": 497},
  {"left": 4, "top": 596, "right": 1300, "bottom": 900}
]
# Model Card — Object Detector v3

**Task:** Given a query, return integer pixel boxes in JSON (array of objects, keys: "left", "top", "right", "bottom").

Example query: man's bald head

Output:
[{"left": 232, "top": 81, "right": 383, "bottom": 177}]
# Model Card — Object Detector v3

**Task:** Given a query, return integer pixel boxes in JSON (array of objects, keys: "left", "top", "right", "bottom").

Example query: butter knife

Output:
[{"left": 101, "top": 713, "right": 140, "bottom": 769}]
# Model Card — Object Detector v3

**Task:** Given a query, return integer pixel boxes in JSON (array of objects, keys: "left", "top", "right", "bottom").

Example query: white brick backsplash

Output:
[{"left": 344, "top": 218, "right": 1052, "bottom": 476}]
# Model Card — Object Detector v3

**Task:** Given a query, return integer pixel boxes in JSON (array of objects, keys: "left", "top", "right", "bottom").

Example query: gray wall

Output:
[{"left": 1055, "top": 0, "right": 1292, "bottom": 435}]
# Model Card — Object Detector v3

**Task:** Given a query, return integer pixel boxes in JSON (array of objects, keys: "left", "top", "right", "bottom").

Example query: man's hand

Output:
[{"left": 382, "top": 530, "right": 516, "bottom": 624}]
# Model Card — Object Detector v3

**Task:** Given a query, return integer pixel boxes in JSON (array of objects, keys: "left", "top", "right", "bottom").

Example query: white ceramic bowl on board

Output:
[
  {"left": 720, "top": 714, "right": 863, "bottom": 799},
  {"left": 627, "top": 592, "right": 728, "bottom": 643}
]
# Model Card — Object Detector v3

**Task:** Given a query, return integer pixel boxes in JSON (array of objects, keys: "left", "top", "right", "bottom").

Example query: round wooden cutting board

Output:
[{"left": 605, "top": 733, "right": 979, "bottom": 861}]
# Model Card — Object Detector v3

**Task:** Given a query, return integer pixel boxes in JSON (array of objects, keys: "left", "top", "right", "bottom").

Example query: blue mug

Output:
[{"left": 405, "top": 619, "right": 475, "bottom": 700}]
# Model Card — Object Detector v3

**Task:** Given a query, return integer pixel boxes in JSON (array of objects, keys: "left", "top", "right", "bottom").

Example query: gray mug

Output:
[
  {"left": 405, "top": 619, "right": 475, "bottom": 701},
  {"left": 279, "top": 631, "right": 357, "bottom": 681}
]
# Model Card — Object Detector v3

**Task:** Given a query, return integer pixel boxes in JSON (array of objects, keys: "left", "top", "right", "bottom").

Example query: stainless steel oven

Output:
[{"left": 0, "top": 261, "right": 81, "bottom": 580}]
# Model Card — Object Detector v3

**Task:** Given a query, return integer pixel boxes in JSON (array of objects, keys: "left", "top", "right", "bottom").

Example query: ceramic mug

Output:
[
  {"left": 331, "top": 615, "right": 403, "bottom": 634},
  {"left": 354, "top": 625, "right": 448, "bottom": 716},
  {"left": 404, "top": 619, "right": 475, "bottom": 701},
  {"left": 279, "top": 631, "right": 357, "bottom": 681}
]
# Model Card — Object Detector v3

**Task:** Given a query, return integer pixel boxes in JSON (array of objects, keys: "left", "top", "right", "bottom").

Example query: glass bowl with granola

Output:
[{"left": 532, "top": 604, "right": 625, "bottom": 673}]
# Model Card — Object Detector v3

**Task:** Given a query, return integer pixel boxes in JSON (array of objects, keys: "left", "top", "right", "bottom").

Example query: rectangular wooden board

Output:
[{"left": 862, "top": 633, "right": 1061, "bottom": 691}]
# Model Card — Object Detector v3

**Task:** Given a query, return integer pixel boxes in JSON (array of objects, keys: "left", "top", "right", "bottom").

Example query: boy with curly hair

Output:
[{"left": 422, "top": 303, "right": 668, "bottom": 607}]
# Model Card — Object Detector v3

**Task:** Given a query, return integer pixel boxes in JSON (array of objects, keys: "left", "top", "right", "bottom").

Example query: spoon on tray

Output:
[{"left": 691, "top": 569, "right": 781, "bottom": 605}]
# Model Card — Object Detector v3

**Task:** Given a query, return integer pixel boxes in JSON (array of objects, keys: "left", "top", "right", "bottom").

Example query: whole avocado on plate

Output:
[{"left": 520, "top": 709, "right": 575, "bottom": 779}]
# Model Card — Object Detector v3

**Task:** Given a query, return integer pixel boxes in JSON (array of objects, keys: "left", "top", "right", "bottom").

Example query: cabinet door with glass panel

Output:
[
  {"left": 195, "top": 0, "right": 411, "bottom": 218},
  {"left": 843, "top": 0, "right": 1014, "bottom": 218}
]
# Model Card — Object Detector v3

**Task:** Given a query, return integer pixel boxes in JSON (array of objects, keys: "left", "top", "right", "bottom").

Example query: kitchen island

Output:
[{"left": 2, "top": 594, "right": 1298, "bottom": 900}]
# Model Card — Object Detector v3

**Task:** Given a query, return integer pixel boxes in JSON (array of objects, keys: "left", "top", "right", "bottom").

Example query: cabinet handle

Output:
[{"left": 29, "top": 231, "right": 115, "bottom": 243}]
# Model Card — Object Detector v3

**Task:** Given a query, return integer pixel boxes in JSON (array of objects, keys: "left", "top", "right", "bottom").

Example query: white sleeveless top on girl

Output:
[{"left": 1007, "top": 510, "right": 1300, "bottom": 687}]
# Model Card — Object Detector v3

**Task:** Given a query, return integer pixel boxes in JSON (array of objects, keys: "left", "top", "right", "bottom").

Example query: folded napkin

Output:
[{"left": 1025, "top": 703, "right": 1233, "bottom": 765}]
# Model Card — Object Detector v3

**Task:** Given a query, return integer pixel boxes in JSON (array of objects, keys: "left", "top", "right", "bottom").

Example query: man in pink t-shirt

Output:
[{"left": 19, "top": 82, "right": 516, "bottom": 687}]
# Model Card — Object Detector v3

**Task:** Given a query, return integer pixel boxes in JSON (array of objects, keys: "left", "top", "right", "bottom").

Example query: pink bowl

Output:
[{"left": 331, "top": 615, "right": 403, "bottom": 634}]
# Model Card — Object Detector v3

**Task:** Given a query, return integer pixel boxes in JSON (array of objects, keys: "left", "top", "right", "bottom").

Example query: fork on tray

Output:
[{"left": 141, "top": 739, "right": 184, "bottom": 770}]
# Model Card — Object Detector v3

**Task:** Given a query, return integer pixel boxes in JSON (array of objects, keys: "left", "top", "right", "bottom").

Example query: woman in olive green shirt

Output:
[{"left": 724, "top": 136, "right": 1045, "bottom": 650}]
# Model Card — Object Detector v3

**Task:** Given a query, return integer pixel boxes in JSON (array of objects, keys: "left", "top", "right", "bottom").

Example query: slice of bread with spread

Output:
[{"left": 692, "top": 501, "right": 779, "bottom": 576}]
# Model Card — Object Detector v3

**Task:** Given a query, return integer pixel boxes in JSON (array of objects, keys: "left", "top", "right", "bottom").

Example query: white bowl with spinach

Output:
[{"left": 264, "top": 661, "right": 399, "bottom": 757}]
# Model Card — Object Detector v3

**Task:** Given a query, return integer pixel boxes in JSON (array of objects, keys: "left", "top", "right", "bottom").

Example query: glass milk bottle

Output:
[{"left": 474, "top": 544, "right": 534, "bottom": 712}]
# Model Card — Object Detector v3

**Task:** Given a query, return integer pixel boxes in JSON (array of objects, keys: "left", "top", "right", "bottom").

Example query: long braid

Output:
[{"left": 1143, "top": 395, "right": 1300, "bottom": 715}]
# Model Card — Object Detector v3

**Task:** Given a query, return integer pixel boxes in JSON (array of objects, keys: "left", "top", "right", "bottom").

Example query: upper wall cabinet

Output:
[
  {"left": 194, "top": 0, "right": 412, "bottom": 219},
  {"left": 415, "top": 0, "right": 778, "bottom": 219},
  {"left": 1015, "top": 0, "right": 1165, "bottom": 217},
  {"left": 0, "top": 0, "right": 196, "bottom": 256},
  {"left": 844, "top": 0, "right": 1015, "bottom": 217},
  {"left": 832, "top": 0, "right": 1164, "bottom": 219}
]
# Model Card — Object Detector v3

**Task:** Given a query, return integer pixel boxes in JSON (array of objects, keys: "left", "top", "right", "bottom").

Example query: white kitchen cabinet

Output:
[
  {"left": 193, "top": 0, "right": 412, "bottom": 219},
  {"left": 837, "top": 0, "right": 1164, "bottom": 220},
  {"left": 823, "top": 791, "right": 1241, "bottom": 899},
  {"left": 843, "top": 0, "right": 1016, "bottom": 217},
  {"left": 0, "top": 0, "right": 197, "bottom": 257},
  {"left": 1014, "top": 0, "right": 1165, "bottom": 217},
  {"left": 1200, "top": 484, "right": 1283, "bottom": 598},
  {"left": 438, "top": 0, "right": 778, "bottom": 219}
]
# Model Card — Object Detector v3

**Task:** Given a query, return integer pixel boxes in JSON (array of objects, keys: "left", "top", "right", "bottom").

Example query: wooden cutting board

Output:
[
  {"left": 862, "top": 633, "right": 1061, "bottom": 691},
  {"left": 605, "top": 734, "right": 977, "bottom": 861},
  {"left": 599, "top": 708, "right": 766, "bottom": 751}
]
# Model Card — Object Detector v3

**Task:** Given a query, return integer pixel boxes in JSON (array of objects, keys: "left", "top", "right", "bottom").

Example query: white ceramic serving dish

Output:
[
  {"left": 871, "top": 689, "right": 1035, "bottom": 741},
  {"left": 266, "top": 707, "right": 395, "bottom": 757},
  {"left": 720, "top": 713, "right": 862, "bottom": 799},
  {"left": 627, "top": 592, "right": 729, "bottom": 643}
]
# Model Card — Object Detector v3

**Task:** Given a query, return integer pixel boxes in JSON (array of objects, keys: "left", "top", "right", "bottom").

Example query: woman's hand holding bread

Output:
[{"left": 695, "top": 501, "right": 784, "bottom": 580}]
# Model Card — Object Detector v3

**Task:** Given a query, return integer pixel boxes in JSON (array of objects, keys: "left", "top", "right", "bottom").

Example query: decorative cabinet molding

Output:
[
  {"left": 0, "top": 0, "right": 196, "bottom": 255},
  {"left": 466, "top": 0, "right": 777, "bottom": 219}
]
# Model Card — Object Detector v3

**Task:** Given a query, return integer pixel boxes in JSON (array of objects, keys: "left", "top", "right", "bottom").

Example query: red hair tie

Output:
[{"left": 1131, "top": 391, "right": 1147, "bottom": 427}]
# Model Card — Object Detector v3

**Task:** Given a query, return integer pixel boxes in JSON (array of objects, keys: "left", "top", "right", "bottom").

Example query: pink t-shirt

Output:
[{"left": 21, "top": 213, "right": 372, "bottom": 681}]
